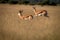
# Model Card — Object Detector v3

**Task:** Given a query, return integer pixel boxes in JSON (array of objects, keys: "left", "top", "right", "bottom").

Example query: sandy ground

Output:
[{"left": 0, "top": 4, "right": 60, "bottom": 40}]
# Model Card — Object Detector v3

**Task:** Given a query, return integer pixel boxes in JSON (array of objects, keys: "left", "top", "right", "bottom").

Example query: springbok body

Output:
[
  {"left": 32, "top": 7, "right": 48, "bottom": 17},
  {"left": 18, "top": 10, "right": 33, "bottom": 20}
]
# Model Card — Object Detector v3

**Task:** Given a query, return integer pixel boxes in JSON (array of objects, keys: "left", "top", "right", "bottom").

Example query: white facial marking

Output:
[{"left": 18, "top": 13, "right": 20, "bottom": 16}]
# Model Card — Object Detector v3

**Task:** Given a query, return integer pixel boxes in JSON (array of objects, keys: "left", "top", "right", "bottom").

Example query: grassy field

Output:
[{"left": 0, "top": 4, "right": 60, "bottom": 40}]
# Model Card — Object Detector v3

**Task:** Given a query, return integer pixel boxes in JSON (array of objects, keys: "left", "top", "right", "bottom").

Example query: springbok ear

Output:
[
  {"left": 21, "top": 10, "right": 23, "bottom": 13},
  {"left": 32, "top": 6, "right": 35, "bottom": 9},
  {"left": 19, "top": 10, "right": 23, "bottom": 13}
]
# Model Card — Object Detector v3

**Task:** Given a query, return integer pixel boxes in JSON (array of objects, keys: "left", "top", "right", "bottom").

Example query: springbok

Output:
[
  {"left": 32, "top": 7, "right": 49, "bottom": 17},
  {"left": 18, "top": 10, "right": 33, "bottom": 20}
]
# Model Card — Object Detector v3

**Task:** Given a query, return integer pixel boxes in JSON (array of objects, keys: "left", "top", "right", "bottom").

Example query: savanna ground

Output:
[{"left": 0, "top": 4, "right": 60, "bottom": 40}]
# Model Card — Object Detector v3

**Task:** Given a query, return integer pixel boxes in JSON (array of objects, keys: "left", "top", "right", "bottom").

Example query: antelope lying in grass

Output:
[
  {"left": 32, "top": 7, "right": 49, "bottom": 17},
  {"left": 18, "top": 10, "right": 33, "bottom": 20}
]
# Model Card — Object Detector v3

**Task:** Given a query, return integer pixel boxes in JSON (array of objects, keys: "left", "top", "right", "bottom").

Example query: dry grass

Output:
[{"left": 0, "top": 4, "right": 60, "bottom": 40}]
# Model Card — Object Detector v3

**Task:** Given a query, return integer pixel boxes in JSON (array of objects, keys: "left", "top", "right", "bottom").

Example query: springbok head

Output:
[
  {"left": 18, "top": 10, "right": 23, "bottom": 16},
  {"left": 32, "top": 7, "right": 36, "bottom": 9},
  {"left": 19, "top": 10, "right": 23, "bottom": 13}
]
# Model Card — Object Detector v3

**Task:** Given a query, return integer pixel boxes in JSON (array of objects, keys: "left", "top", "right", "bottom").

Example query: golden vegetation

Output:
[{"left": 0, "top": 4, "right": 60, "bottom": 40}]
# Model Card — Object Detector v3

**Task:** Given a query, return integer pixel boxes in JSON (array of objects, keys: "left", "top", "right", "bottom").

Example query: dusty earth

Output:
[{"left": 0, "top": 4, "right": 60, "bottom": 40}]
